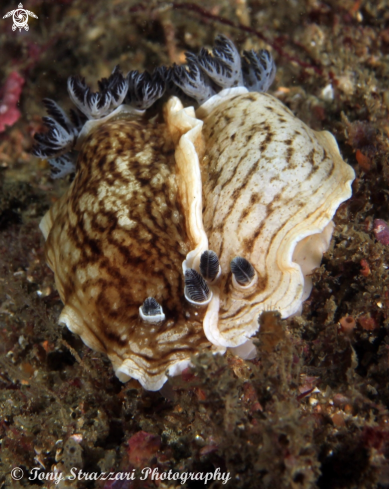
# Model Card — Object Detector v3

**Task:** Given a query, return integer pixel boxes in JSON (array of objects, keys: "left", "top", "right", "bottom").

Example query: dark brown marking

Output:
[
  {"left": 242, "top": 94, "right": 257, "bottom": 102},
  {"left": 44, "top": 117, "right": 212, "bottom": 381}
]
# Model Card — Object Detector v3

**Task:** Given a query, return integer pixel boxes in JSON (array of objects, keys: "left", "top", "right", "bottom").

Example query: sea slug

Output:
[{"left": 33, "top": 36, "right": 355, "bottom": 390}]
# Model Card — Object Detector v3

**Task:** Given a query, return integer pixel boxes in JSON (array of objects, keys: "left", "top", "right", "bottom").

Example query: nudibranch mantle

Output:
[
  {"left": 40, "top": 99, "right": 211, "bottom": 391},
  {"left": 35, "top": 36, "right": 355, "bottom": 390},
  {"left": 194, "top": 87, "right": 354, "bottom": 349}
]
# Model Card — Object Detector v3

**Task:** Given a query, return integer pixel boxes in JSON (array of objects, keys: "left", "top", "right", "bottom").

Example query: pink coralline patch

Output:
[
  {"left": 360, "top": 259, "right": 371, "bottom": 277},
  {"left": 358, "top": 314, "right": 378, "bottom": 331},
  {"left": 374, "top": 219, "right": 389, "bottom": 245},
  {"left": 127, "top": 431, "right": 161, "bottom": 468},
  {"left": 339, "top": 315, "right": 356, "bottom": 333},
  {"left": 243, "top": 382, "right": 263, "bottom": 412},
  {"left": 0, "top": 72, "right": 25, "bottom": 132},
  {"left": 199, "top": 443, "right": 219, "bottom": 456},
  {"left": 362, "top": 426, "right": 389, "bottom": 453},
  {"left": 181, "top": 367, "right": 197, "bottom": 383}
]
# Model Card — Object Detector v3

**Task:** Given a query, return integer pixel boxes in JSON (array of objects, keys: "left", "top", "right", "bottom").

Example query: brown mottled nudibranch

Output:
[{"left": 34, "top": 36, "right": 355, "bottom": 390}]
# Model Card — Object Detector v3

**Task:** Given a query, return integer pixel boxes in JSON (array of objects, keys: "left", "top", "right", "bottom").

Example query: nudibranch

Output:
[{"left": 34, "top": 35, "right": 355, "bottom": 390}]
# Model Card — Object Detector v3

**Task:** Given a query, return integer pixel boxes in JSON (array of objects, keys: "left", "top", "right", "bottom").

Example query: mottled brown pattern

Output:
[{"left": 44, "top": 118, "right": 210, "bottom": 387}]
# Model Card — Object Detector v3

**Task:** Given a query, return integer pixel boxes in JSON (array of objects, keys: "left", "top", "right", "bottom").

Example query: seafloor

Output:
[{"left": 0, "top": 0, "right": 389, "bottom": 488}]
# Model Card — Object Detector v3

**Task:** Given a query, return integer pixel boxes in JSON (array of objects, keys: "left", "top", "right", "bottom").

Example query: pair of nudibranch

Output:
[{"left": 34, "top": 36, "right": 354, "bottom": 390}]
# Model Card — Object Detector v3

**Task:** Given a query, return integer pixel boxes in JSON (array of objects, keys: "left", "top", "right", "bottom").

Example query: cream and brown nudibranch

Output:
[{"left": 34, "top": 35, "right": 355, "bottom": 390}]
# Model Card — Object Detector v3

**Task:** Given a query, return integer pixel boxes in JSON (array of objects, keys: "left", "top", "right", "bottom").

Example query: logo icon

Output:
[{"left": 3, "top": 3, "right": 38, "bottom": 32}]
